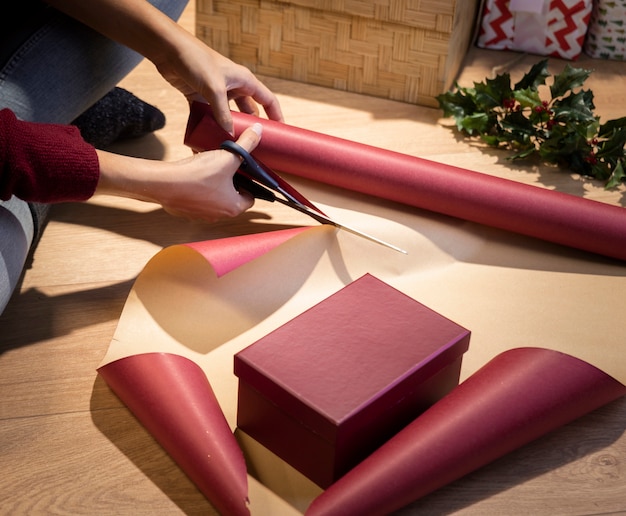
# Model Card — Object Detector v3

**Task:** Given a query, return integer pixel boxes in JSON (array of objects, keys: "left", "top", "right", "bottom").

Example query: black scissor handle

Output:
[
  {"left": 221, "top": 140, "right": 277, "bottom": 202},
  {"left": 221, "top": 140, "right": 282, "bottom": 192},
  {"left": 232, "top": 173, "right": 276, "bottom": 202}
]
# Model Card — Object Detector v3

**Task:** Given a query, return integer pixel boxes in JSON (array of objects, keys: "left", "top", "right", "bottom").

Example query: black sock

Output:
[{"left": 72, "top": 87, "right": 166, "bottom": 148}]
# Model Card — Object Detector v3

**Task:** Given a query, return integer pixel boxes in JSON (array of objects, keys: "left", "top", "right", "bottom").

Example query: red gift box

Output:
[
  {"left": 476, "top": 0, "right": 592, "bottom": 59},
  {"left": 234, "top": 274, "right": 470, "bottom": 488}
]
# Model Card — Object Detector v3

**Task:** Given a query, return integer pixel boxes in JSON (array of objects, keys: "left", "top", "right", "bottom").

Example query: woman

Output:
[{"left": 0, "top": 0, "right": 284, "bottom": 314}]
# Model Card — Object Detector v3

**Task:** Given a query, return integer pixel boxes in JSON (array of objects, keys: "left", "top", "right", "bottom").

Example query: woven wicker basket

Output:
[{"left": 197, "top": 0, "right": 479, "bottom": 107}]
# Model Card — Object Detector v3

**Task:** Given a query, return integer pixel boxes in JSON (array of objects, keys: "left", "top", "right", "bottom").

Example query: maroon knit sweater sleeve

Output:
[{"left": 0, "top": 108, "right": 99, "bottom": 203}]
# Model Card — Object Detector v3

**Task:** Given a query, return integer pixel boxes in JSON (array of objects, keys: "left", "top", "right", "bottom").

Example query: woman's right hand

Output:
[{"left": 94, "top": 124, "right": 263, "bottom": 222}]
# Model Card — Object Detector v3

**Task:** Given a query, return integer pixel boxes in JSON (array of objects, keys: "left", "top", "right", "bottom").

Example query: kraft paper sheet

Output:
[{"left": 98, "top": 110, "right": 626, "bottom": 515}]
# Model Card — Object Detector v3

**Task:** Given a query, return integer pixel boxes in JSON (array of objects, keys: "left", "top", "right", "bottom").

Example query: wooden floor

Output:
[{"left": 2, "top": 1, "right": 626, "bottom": 514}]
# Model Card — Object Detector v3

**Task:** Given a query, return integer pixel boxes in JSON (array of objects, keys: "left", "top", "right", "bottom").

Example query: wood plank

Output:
[
  {"left": 1, "top": 406, "right": 214, "bottom": 514},
  {"left": 1, "top": 0, "right": 625, "bottom": 513}
]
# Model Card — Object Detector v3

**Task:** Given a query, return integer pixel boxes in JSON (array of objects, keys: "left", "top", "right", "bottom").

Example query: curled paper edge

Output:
[
  {"left": 98, "top": 353, "right": 250, "bottom": 516},
  {"left": 306, "top": 347, "right": 626, "bottom": 515},
  {"left": 96, "top": 228, "right": 313, "bottom": 513}
]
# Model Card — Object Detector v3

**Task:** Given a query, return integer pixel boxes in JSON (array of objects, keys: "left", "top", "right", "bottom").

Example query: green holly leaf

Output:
[
  {"left": 480, "top": 134, "right": 500, "bottom": 146},
  {"left": 596, "top": 127, "right": 626, "bottom": 158},
  {"left": 539, "top": 123, "right": 588, "bottom": 163},
  {"left": 437, "top": 88, "right": 473, "bottom": 118},
  {"left": 500, "top": 109, "right": 536, "bottom": 138},
  {"left": 473, "top": 73, "right": 512, "bottom": 110},
  {"left": 513, "top": 87, "right": 542, "bottom": 108},
  {"left": 514, "top": 59, "right": 550, "bottom": 90},
  {"left": 552, "top": 90, "right": 596, "bottom": 123},
  {"left": 509, "top": 146, "right": 537, "bottom": 160},
  {"left": 599, "top": 116, "right": 626, "bottom": 137},
  {"left": 458, "top": 112, "right": 493, "bottom": 134},
  {"left": 436, "top": 89, "right": 482, "bottom": 133},
  {"left": 606, "top": 160, "right": 626, "bottom": 189},
  {"left": 550, "top": 64, "right": 592, "bottom": 99}
]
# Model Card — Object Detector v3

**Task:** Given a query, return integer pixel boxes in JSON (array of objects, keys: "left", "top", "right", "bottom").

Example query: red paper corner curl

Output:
[
  {"left": 184, "top": 227, "right": 310, "bottom": 277},
  {"left": 98, "top": 353, "right": 250, "bottom": 516},
  {"left": 305, "top": 347, "right": 626, "bottom": 516},
  {"left": 185, "top": 102, "right": 626, "bottom": 262}
]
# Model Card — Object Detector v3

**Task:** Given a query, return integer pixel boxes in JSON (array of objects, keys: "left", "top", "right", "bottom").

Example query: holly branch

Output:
[{"left": 437, "top": 59, "right": 626, "bottom": 188}]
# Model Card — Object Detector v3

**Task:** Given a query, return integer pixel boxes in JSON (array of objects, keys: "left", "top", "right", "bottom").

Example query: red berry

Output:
[
  {"left": 502, "top": 98, "right": 516, "bottom": 109},
  {"left": 585, "top": 152, "right": 598, "bottom": 165}
]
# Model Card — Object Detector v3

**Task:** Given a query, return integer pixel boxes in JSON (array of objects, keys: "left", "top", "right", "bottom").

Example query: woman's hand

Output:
[
  {"left": 94, "top": 124, "right": 263, "bottom": 222},
  {"left": 152, "top": 31, "right": 283, "bottom": 136},
  {"left": 45, "top": 0, "right": 284, "bottom": 135}
]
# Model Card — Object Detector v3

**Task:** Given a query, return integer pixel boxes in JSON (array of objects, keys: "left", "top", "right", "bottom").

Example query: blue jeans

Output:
[{"left": 0, "top": 0, "right": 189, "bottom": 315}]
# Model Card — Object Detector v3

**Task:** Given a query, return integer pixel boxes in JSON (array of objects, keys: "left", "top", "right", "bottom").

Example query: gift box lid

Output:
[{"left": 234, "top": 274, "right": 470, "bottom": 444}]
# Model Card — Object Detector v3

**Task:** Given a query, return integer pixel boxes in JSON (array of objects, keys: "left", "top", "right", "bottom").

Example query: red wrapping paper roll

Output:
[
  {"left": 305, "top": 347, "right": 626, "bottom": 516},
  {"left": 185, "top": 102, "right": 626, "bottom": 262},
  {"left": 98, "top": 353, "right": 250, "bottom": 516}
]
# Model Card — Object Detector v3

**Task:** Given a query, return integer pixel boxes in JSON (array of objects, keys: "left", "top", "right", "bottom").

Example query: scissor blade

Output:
[
  {"left": 276, "top": 198, "right": 407, "bottom": 254},
  {"left": 223, "top": 140, "right": 322, "bottom": 213},
  {"left": 330, "top": 220, "right": 408, "bottom": 254}
]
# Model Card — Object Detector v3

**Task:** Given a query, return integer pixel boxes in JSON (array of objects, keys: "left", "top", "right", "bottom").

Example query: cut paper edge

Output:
[
  {"left": 96, "top": 228, "right": 316, "bottom": 512},
  {"left": 98, "top": 353, "right": 250, "bottom": 516},
  {"left": 100, "top": 226, "right": 320, "bottom": 366},
  {"left": 306, "top": 347, "right": 626, "bottom": 515}
]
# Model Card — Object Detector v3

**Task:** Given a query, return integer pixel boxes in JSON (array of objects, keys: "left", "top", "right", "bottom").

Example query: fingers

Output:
[
  {"left": 213, "top": 104, "right": 235, "bottom": 137},
  {"left": 234, "top": 96, "right": 260, "bottom": 118},
  {"left": 235, "top": 122, "right": 263, "bottom": 153},
  {"left": 262, "top": 97, "right": 284, "bottom": 123},
  {"left": 251, "top": 82, "right": 284, "bottom": 122},
  {"left": 201, "top": 71, "right": 283, "bottom": 135},
  {"left": 234, "top": 79, "right": 284, "bottom": 123},
  {"left": 215, "top": 69, "right": 283, "bottom": 132},
  {"left": 235, "top": 95, "right": 284, "bottom": 125},
  {"left": 204, "top": 86, "right": 235, "bottom": 135},
  {"left": 227, "top": 123, "right": 264, "bottom": 212},
  {"left": 234, "top": 185, "right": 255, "bottom": 213},
  {"left": 215, "top": 92, "right": 281, "bottom": 135}
]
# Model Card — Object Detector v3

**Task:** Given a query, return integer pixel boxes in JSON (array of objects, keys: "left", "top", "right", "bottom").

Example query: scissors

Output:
[{"left": 221, "top": 140, "right": 407, "bottom": 254}]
